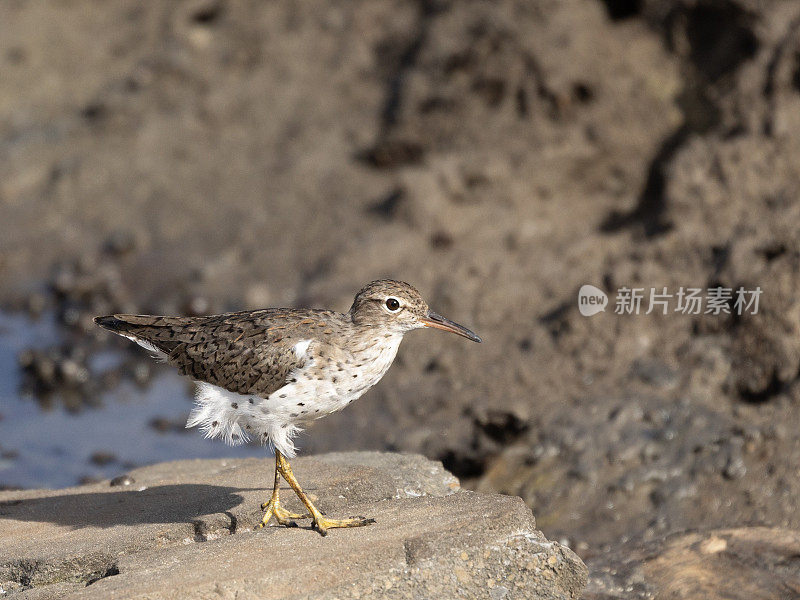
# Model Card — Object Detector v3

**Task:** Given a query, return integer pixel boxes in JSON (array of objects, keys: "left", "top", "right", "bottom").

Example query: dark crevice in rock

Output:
[
  {"left": 85, "top": 564, "right": 120, "bottom": 587},
  {"left": 358, "top": 140, "right": 424, "bottom": 169},
  {"left": 572, "top": 82, "right": 595, "bottom": 104},
  {"left": 366, "top": 187, "right": 406, "bottom": 220},
  {"left": 793, "top": 51, "right": 800, "bottom": 92},
  {"left": 515, "top": 85, "right": 529, "bottom": 117},
  {"left": 80, "top": 102, "right": 107, "bottom": 122},
  {"left": 602, "top": 1, "right": 757, "bottom": 238},
  {"left": 758, "top": 243, "right": 787, "bottom": 263},
  {"left": 523, "top": 54, "right": 561, "bottom": 120},
  {"left": 738, "top": 370, "right": 787, "bottom": 404},
  {"left": 189, "top": 0, "right": 223, "bottom": 25},
  {"left": 599, "top": 0, "right": 643, "bottom": 21},
  {"left": 359, "top": 0, "right": 445, "bottom": 168},
  {"left": 539, "top": 300, "right": 573, "bottom": 341},
  {"left": 440, "top": 410, "right": 529, "bottom": 480},
  {"left": 600, "top": 81, "right": 720, "bottom": 237},
  {"left": 600, "top": 123, "right": 683, "bottom": 237},
  {"left": 439, "top": 449, "right": 485, "bottom": 480},
  {"left": 379, "top": 3, "right": 432, "bottom": 131},
  {"left": 762, "top": 15, "right": 800, "bottom": 136},
  {"left": 478, "top": 410, "right": 529, "bottom": 445},
  {"left": 678, "top": 2, "right": 759, "bottom": 84},
  {"left": 710, "top": 245, "right": 731, "bottom": 277}
]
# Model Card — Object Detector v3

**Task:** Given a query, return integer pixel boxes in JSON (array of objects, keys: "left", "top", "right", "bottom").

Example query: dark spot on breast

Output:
[
  {"left": 297, "top": 402, "right": 305, "bottom": 406},
  {"left": 212, "top": 421, "right": 218, "bottom": 427},
  {"left": 353, "top": 374, "right": 358, "bottom": 378},
  {"left": 290, "top": 378, "right": 297, "bottom": 383},
  {"left": 249, "top": 399, "right": 254, "bottom": 404},
  {"left": 315, "top": 409, "right": 320, "bottom": 413},
  {"left": 279, "top": 394, "right": 287, "bottom": 398},
  {"left": 231, "top": 403, "right": 238, "bottom": 409},
  {"left": 281, "top": 423, "right": 288, "bottom": 428},
  {"left": 290, "top": 413, "right": 298, "bottom": 417},
  {"left": 232, "top": 434, "right": 240, "bottom": 441},
  {"left": 332, "top": 377, "right": 338, "bottom": 383}
]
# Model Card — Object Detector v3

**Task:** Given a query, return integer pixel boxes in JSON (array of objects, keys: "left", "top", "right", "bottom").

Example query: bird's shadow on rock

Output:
[{"left": 0, "top": 484, "right": 260, "bottom": 528}]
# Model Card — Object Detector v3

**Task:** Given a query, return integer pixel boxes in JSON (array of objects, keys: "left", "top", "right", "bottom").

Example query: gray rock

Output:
[
  {"left": 584, "top": 527, "right": 800, "bottom": 600},
  {"left": 0, "top": 452, "right": 586, "bottom": 599}
]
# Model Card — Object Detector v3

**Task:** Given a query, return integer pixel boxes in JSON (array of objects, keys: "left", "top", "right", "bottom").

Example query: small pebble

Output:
[{"left": 110, "top": 475, "right": 135, "bottom": 487}]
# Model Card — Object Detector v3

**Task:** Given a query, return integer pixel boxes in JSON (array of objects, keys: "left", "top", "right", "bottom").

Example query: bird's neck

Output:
[
  {"left": 346, "top": 322, "right": 404, "bottom": 357},
  {"left": 348, "top": 328, "right": 404, "bottom": 385}
]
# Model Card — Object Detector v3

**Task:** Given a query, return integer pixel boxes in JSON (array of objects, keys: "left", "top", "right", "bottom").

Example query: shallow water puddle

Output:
[{"left": 0, "top": 311, "right": 266, "bottom": 489}]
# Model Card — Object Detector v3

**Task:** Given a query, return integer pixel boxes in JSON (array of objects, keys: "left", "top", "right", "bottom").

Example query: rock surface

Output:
[
  {"left": 584, "top": 527, "right": 800, "bottom": 600},
  {"left": 0, "top": 452, "right": 587, "bottom": 599}
]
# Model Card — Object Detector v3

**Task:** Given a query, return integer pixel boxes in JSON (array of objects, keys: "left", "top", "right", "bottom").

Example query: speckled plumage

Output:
[
  {"left": 95, "top": 280, "right": 481, "bottom": 458},
  {"left": 98, "top": 309, "right": 343, "bottom": 397}
]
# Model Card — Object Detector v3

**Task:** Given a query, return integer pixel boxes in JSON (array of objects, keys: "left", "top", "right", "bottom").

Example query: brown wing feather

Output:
[{"left": 95, "top": 309, "right": 338, "bottom": 397}]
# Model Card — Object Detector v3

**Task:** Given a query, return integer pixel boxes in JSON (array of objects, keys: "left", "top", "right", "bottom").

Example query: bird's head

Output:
[{"left": 349, "top": 279, "right": 481, "bottom": 342}]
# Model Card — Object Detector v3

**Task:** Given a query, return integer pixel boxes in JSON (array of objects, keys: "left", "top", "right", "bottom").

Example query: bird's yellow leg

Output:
[
  {"left": 257, "top": 454, "right": 310, "bottom": 528},
  {"left": 276, "top": 451, "right": 375, "bottom": 536}
]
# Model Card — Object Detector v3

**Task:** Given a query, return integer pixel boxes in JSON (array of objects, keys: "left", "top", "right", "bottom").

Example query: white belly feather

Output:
[{"left": 186, "top": 334, "right": 403, "bottom": 457}]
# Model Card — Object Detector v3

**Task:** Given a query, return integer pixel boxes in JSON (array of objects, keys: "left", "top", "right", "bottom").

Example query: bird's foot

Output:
[
  {"left": 311, "top": 515, "right": 376, "bottom": 536},
  {"left": 257, "top": 498, "right": 310, "bottom": 529}
]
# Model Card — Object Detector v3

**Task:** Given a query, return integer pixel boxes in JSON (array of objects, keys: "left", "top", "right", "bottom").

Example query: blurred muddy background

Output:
[{"left": 2, "top": 0, "right": 800, "bottom": 564}]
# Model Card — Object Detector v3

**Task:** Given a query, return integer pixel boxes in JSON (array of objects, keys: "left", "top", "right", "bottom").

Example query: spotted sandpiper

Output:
[{"left": 95, "top": 279, "right": 481, "bottom": 535}]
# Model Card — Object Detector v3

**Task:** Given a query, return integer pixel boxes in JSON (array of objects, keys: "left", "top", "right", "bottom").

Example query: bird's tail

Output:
[
  {"left": 94, "top": 315, "right": 128, "bottom": 333},
  {"left": 94, "top": 314, "right": 172, "bottom": 360}
]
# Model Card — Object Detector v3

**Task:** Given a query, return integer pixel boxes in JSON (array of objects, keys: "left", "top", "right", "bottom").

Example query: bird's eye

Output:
[{"left": 385, "top": 297, "right": 401, "bottom": 312}]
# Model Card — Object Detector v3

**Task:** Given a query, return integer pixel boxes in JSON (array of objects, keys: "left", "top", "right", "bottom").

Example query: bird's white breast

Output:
[
  {"left": 272, "top": 333, "right": 404, "bottom": 420},
  {"left": 186, "top": 333, "right": 404, "bottom": 458}
]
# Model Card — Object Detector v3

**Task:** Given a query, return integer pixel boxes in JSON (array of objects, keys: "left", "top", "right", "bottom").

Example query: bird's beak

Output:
[{"left": 420, "top": 310, "right": 482, "bottom": 343}]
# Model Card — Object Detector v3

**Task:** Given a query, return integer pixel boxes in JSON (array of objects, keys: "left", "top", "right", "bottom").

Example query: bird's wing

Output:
[{"left": 95, "top": 309, "right": 333, "bottom": 397}]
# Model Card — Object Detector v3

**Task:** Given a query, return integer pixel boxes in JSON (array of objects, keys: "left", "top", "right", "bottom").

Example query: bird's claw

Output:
[
  {"left": 256, "top": 498, "right": 310, "bottom": 529},
  {"left": 312, "top": 515, "right": 376, "bottom": 536}
]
